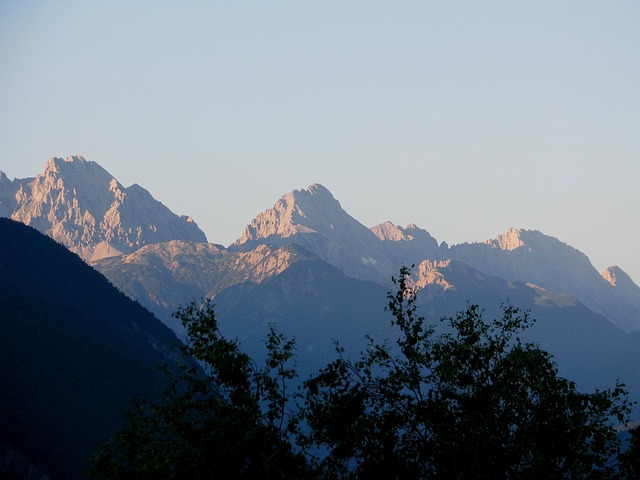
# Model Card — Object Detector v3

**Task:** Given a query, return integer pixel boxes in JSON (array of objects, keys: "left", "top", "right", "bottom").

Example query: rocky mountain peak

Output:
[
  {"left": 44, "top": 155, "right": 96, "bottom": 174},
  {"left": 415, "top": 259, "right": 455, "bottom": 291},
  {"left": 486, "top": 227, "right": 526, "bottom": 251},
  {"left": 602, "top": 266, "right": 637, "bottom": 289},
  {"left": 1, "top": 156, "right": 207, "bottom": 261},
  {"left": 371, "top": 221, "right": 437, "bottom": 244},
  {"left": 484, "top": 228, "right": 578, "bottom": 256},
  {"left": 44, "top": 156, "right": 67, "bottom": 173},
  {"left": 286, "top": 183, "right": 343, "bottom": 218},
  {"left": 304, "top": 183, "right": 333, "bottom": 197},
  {"left": 50, "top": 155, "right": 86, "bottom": 164},
  {"left": 449, "top": 228, "right": 640, "bottom": 331},
  {"left": 42, "top": 156, "right": 119, "bottom": 200},
  {"left": 234, "top": 183, "right": 351, "bottom": 245},
  {"left": 232, "top": 184, "right": 398, "bottom": 283},
  {"left": 452, "top": 228, "right": 596, "bottom": 290},
  {"left": 370, "top": 221, "right": 443, "bottom": 270},
  {"left": 370, "top": 221, "right": 409, "bottom": 241}
]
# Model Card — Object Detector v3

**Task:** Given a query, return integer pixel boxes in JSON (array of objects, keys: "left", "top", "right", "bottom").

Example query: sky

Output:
[{"left": 1, "top": 1, "right": 639, "bottom": 283}]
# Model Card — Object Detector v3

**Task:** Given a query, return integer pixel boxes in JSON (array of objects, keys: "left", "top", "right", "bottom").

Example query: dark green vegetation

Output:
[
  {"left": 92, "top": 267, "right": 634, "bottom": 479},
  {"left": 619, "top": 426, "right": 640, "bottom": 478},
  {"left": 91, "top": 302, "right": 312, "bottom": 479},
  {"left": 0, "top": 219, "right": 181, "bottom": 479}
]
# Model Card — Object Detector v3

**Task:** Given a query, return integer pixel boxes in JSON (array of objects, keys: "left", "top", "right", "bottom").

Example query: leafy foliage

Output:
[
  {"left": 92, "top": 267, "right": 634, "bottom": 479},
  {"left": 297, "top": 267, "right": 632, "bottom": 479},
  {"left": 90, "top": 301, "right": 310, "bottom": 479},
  {"left": 618, "top": 426, "right": 640, "bottom": 478}
]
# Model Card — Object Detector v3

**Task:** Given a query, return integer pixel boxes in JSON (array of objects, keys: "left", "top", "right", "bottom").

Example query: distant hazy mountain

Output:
[
  {"left": 229, "top": 184, "right": 640, "bottom": 332},
  {"left": 94, "top": 232, "right": 640, "bottom": 399},
  {"left": 0, "top": 218, "right": 181, "bottom": 479},
  {"left": 74, "top": 175, "right": 640, "bottom": 407},
  {"left": 407, "top": 258, "right": 639, "bottom": 397},
  {"left": 449, "top": 228, "right": 640, "bottom": 331},
  {"left": 93, "top": 241, "right": 320, "bottom": 336},
  {"left": 7, "top": 158, "right": 636, "bottom": 332},
  {"left": 0, "top": 156, "right": 207, "bottom": 261},
  {"left": 88, "top": 178, "right": 640, "bottom": 332},
  {"left": 371, "top": 221, "right": 445, "bottom": 269}
]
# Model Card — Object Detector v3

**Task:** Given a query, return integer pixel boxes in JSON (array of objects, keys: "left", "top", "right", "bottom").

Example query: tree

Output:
[
  {"left": 91, "top": 268, "right": 633, "bottom": 479},
  {"left": 296, "top": 267, "right": 632, "bottom": 479},
  {"left": 90, "top": 300, "right": 311, "bottom": 479},
  {"left": 618, "top": 425, "right": 640, "bottom": 478}
]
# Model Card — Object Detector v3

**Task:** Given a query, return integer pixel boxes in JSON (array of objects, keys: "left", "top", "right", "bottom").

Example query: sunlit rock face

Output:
[
  {"left": 602, "top": 265, "right": 637, "bottom": 290},
  {"left": 415, "top": 259, "right": 456, "bottom": 291},
  {"left": 371, "top": 221, "right": 444, "bottom": 269},
  {"left": 0, "top": 156, "right": 207, "bottom": 261},
  {"left": 232, "top": 183, "right": 400, "bottom": 284}
]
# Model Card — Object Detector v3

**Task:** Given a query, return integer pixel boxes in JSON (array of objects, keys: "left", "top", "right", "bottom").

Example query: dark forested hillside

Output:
[{"left": 0, "top": 218, "right": 181, "bottom": 479}]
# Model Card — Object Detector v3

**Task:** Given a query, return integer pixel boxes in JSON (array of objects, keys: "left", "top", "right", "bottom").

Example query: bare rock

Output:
[{"left": 0, "top": 156, "right": 207, "bottom": 261}]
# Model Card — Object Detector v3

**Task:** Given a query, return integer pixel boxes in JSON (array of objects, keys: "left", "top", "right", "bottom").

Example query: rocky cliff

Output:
[
  {"left": 93, "top": 240, "right": 320, "bottom": 335},
  {"left": 0, "top": 156, "right": 207, "bottom": 261},
  {"left": 232, "top": 184, "right": 397, "bottom": 283},
  {"left": 371, "top": 221, "right": 444, "bottom": 268}
]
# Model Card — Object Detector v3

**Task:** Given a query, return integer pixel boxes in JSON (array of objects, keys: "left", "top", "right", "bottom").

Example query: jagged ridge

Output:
[{"left": 0, "top": 156, "right": 207, "bottom": 261}]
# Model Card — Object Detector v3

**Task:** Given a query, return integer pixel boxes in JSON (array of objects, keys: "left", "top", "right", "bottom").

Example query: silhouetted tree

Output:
[
  {"left": 91, "top": 268, "right": 633, "bottom": 479},
  {"left": 90, "top": 301, "right": 310, "bottom": 479},
  {"left": 618, "top": 425, "right": 640, "bottom": 479},
  {"left": 296, "top": 267, "right": 632, "bottom": 479}
]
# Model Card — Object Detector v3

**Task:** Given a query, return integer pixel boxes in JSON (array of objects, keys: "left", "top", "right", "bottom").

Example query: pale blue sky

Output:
[{"left": 1, "top": 1, "right": 639, "bottom": 283}]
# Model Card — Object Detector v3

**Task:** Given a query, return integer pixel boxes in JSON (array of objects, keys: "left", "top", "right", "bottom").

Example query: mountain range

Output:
[
  {"left": 2, "top": 156, "right": 640, "bottom": 476},
  {"left": 2, "top": 157, "right": 639, "bottom": 333}
]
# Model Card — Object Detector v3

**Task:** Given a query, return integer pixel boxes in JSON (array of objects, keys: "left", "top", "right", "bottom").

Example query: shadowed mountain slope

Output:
[
  {"left": 449, "top": 228, "right": 640, "bottom": 331},
  {"left": 0, "top": 218, "right": 181, "bottom": 479},
  {"left": 212, "top": 258, "right": 391, "bottom": 377},
  {"left": 408, "top": 259, "right": 638, "bottom": 398},
  {"left": 93, "top": 232, "right": 639, "bottom": 402},
  {"left": 93, "top": 241, "right": 323, "bottom": 336}
]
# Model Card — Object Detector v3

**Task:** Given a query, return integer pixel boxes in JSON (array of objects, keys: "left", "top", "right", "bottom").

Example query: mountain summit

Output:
[
  {"left": 235, "top": 184, "right": 350, "bottom": 242},
  {"left": 232, "top": 184, "right": 397, "bottom": 282},
  {"left": 0, "top": 156, "right": 207, "bottom": 261},
  {"left": 449, "top": 228, "right": 640, "bottom": 331}
]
